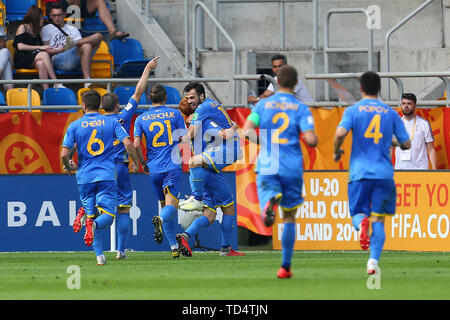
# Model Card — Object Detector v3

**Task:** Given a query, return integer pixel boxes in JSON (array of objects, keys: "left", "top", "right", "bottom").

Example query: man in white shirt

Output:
[
  {"left": 42, "top": 2, "right": 102, "bottom": 87},
  {"left": 394, "top": 92, "right": 437, "bottom": 170},
  {"left": 247, "top": 54, "right": 314, "bottom": 105}
]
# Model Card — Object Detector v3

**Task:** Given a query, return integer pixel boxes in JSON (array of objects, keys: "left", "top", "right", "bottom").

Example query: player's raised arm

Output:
[{"left": 132, "top": 56, "right": 160, "bottom": 103}]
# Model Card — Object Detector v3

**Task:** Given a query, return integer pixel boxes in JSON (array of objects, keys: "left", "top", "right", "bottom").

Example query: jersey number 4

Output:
[
  {"left": 364, "top": 114, "right": 383, "bottom": 144},
  {"left": 149, "top": 120, "right": 173, "bottom": 147}
]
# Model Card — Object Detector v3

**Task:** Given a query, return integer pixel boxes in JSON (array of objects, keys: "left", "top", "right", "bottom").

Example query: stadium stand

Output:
[
  {"left": 110, "top": 38, "right": 150, "bottom": 77},
  {"left": 7, "top": 87, "right": 41, "bottom": 112},
  {"left": 0, "top": 1, "right": 6, "bottom": 31},
  {"left": 43, "top": 86, "right": 78, "bottom": 112},
  {"left": 80, "top": 0, "right": 110, "bottom": 36},
  {"left": 4, "top": 0, "right": 36, "bottom": 22}
]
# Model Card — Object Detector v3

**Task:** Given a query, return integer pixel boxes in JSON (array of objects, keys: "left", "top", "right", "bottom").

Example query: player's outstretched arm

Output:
[
  {"left": 132, "top": 56, "right": 160, "bottom": 103},
  {"left": 304, "top": 130, "right": 318, "bottom": 148},
  {"left": 242, "top": 118, "right": 259, "bottom": 145},
  {"left": 334, "top": 126, "right": 348, "bottom": 162}
]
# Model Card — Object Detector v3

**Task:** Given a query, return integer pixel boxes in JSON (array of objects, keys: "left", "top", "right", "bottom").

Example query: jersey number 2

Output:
[
  {"left": 364, "top": 114, "right": 383, "bottom": 144},
  {"left": 149, "top": 120, "right": 173, "bottom": 147},
  {"left": 272, "top": 112, "right": 289, "bottom": 144}
]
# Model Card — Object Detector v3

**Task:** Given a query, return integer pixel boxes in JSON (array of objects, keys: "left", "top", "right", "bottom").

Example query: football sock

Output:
[
  {"left": 116, "top": 213, "right": 130, "bottom": 253},
  {"left": 95, "top": 213, "right": 114, "bottom": 229},
  {"left": 185, "top": 215, "right": 210, "bottom": 239},
  {"left": 220, "top": 214, "right": 235, "bottom": 249},
  {"left": 190, "top": 166, "right": 207, "bottom": 201},
  {"left": 160, "top": 205, "right": 178, "bottom": 247},
  {"left": 93, "top": 228, "right": 103, "bottom": 256},
  {"left": 281, "top": 223, "right": 295, "bottom": 270},
  {"left": 369, "top": 222, "right": 385, "bottom": 261},
  {"left": 352, "top": 213, "right": 366, "bottom": 231}
]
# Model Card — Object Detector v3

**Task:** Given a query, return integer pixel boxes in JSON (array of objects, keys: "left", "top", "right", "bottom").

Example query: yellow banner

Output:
[{"left": 272, "top": 171, "right": 450, "bottom": 251}]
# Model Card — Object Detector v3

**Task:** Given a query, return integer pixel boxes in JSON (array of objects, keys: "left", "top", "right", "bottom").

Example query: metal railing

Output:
[
  {"left": 0, "top": 75, "right": 277, "bottom": 111},
  {"left": 384, "top": 0, "right": 434, "bottom": 100},
  {"left": 323, "top": 8, "right": 374, "bottom": 101},
  {"left": 305, "top": 71, "right": 450, "bottom": 107}
]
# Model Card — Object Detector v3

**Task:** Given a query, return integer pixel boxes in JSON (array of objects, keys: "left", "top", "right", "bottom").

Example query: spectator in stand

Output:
[
  {"left": 14, "top": 5, "right": 62, "bottom": 90},
  {"left": 42, "top": 2, "right": 102, "bottom": 88},
  {"left": 0, "top": 27, "right": 13, "bottom": 93},
  {"left": 61, "top": 0, "right": 129, "bottom": 40},
  {"left": 247, "top": 54, "right": 313, "bottom": 105}
]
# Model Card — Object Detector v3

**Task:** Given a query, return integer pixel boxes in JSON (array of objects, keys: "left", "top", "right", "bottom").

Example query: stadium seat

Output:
[
  {"left": 110, "top": 38, "right": 150, "bottom": 77},
  {"left": 80, "top": 0, "right": 109, "bottom": 36},
  {"left": 90, "top": 41, "right": 114, "bottom": 78},
  {"left": 0, "top": 1, "right": 6, "bottom": 30},
  {"left": 163, "top": 85, "right": 181, "bottom": 105},
  {"left": 77, "top": 87, "right": 108, "bottom": 105},
  {"left": 0, "top": 90, "right": 6, "bottom": 105},
  {"left": 43, "top": 87, "right": 78, "bottom": 112},
  {"left": 6, "top": 40, "right": 39, "bottom": 76},
  {"left": 7, "top": 88, "right": 41, "bottom": 112},
  {"left": 4, "top": 0, "right": 36, "bottom": 22},
  {"left": 113, "top": 86, "right": 147, "bottom": 114}
]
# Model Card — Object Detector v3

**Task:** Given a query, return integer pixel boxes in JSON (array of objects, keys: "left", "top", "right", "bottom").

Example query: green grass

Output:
[{"left": 0, "top": 250, "right": 449, "bottom": 300}]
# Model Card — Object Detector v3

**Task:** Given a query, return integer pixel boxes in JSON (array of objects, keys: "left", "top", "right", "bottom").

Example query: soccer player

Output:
[
  {"left": 243, "top": 65, "right": 318, "bottom": 279},
  {"left": 61, "top": 90, "right": 140, "bottom": 265},
  {"left": 334, "top": 71, "right": 411, "bottom": 274},
  {"left": 101, "top": 57, "right": 159, "bottom": 260},
  {"left": 133, "top": 84, "right": 188, "bottom": 258},
  {"left": 176, "top": 82, "right": 245, "bottom": 257}
]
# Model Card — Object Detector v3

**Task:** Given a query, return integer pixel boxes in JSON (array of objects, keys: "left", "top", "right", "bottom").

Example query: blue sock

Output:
[
  {"left": 221, "top": 214, "right": 235, "bottom": 249},
  {"left": 116, "top": 213, "right": 130, "bottom": 253},
  {"left": 352, "top": 214, "right": 366, "bottom": 231},
  {"left": 93, "top": 228, "right": 103, "bottom": 256},
  {"left": 95, "top": 214, "right": 114, "bottom": 230},
  {"left": 185, "top": 215, "right": 210, "bottom": 239},
  {"left": 281, "top": 223, "right": 295, "bottom": 270},
  {"left": 370, "top": 222, "right": 385, "bottom": 261},
  {"left": 189, "top": 167, "right": 207, "bottom": 201},
  {"left": 160, "top": 205, "right": 178, "bottom": 247}
]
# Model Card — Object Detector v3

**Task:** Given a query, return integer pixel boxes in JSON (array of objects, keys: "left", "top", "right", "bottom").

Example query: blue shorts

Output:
[
  {"left": 348, "top": 179, "right": 397, "bottom": 217},
  {"left": 78, "top": 180, "right": 118, "bottom": 218},
  {"left": 52, "top": 46, "right": 97, "bottom": 71},
  {"left": 116, "top": 162, "right": 132, "bottom": 207},
  {"left": 256, "top": 174, "right": 304, "bottom": 211},
  {"left": 202, "top": 140, "right": 242, "bottom": 173},
  {"left": 150, "top": 169, "right": 183, "bottom": 202},
  {"left": 202, "top": 171, "right": 234, "bottom": 212}
]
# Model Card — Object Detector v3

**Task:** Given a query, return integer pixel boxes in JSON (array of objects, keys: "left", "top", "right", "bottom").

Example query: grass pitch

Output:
[{"left": 0, "top": 250, "right": 449, "bottom": 300}]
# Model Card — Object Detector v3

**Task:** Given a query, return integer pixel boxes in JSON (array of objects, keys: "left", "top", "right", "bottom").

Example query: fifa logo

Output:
[{"left": 366, "top": 5, "right": 381, "bottom": 30}]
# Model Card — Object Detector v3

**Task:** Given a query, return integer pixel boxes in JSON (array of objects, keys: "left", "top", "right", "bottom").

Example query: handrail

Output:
[
  {"left": 324, "top": 8, "right": 374, "bottom": 101},
  {"left": 0, "top": 74, "right": 278, "bottom": 111},
  {"left": 192, "top": 1, "right": 238, "bottom": 103},
  {"left": 305, "top": 71, "right": 450, "bottom": 107},
  {"left": 385, "top": 0, "right": 434, "bottom": 100}
]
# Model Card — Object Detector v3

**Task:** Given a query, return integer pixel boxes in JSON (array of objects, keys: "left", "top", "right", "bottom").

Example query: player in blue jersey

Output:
[
  {"left": 133, "top": 84, "right": 188, "bottom": 258},
  {"left": 334, "top": 71, "right": 411, "bottom": 275},
  {"left": 175, "top": 82, "right": 245, "bottom": 257},
  {"left": 100, "top": 57, "right": 159, "bottom": 260},
  {"left": 61, "top": 90, "right": 140, "bottom": 265},
  {"left": 243, "top": 65, "right": 318, "bottom": 278}
]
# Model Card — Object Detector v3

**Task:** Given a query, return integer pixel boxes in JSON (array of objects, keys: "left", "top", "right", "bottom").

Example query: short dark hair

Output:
[
  {"left": 183, "top": 82, "right": 205, "bottom": 97},
  {"left": 48, "top": 1, "right": 65, "bottom": 13},
  {"left": 271, "top": 54, "right": 287, "bottom": 64},
  {"left": 277, "top": 65, "right": 298, "bottom": 89},
  {"left": 82, "top": 90, "right": 101, "bottom": 111},
  {"left": 149, "top": 84, "right": 166, "bottom": 104},
  {"left": 401, "top": 92, "right": 417, "bottom": 104},
  {"left": 101, "top": 92, "right": 119, "bottom": 112},
  {"left": 360, "top": 71, "right": 381, "bottom": 96}
]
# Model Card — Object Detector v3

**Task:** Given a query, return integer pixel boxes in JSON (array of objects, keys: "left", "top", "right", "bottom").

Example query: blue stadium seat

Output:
[
  {"left": 0, "top": 91, "right": 6, "bottom": 105},
  {"left": 110, "top": 38, "right": 150, "bottom": 77},
  {"left": 43, "top": 87, "right": 78, "bottom": 112},
  {"left": 4, "top": 0, "right": 36, "bottom": 22},
  {"left": 113, "top": 86, "right": 147, "bottom": 114},
  {"left": 80, "top": 0, "right": 109, "bottom": 36},
  {"left": 163, "top": 85, "right": 181, "bottom": 105}
]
